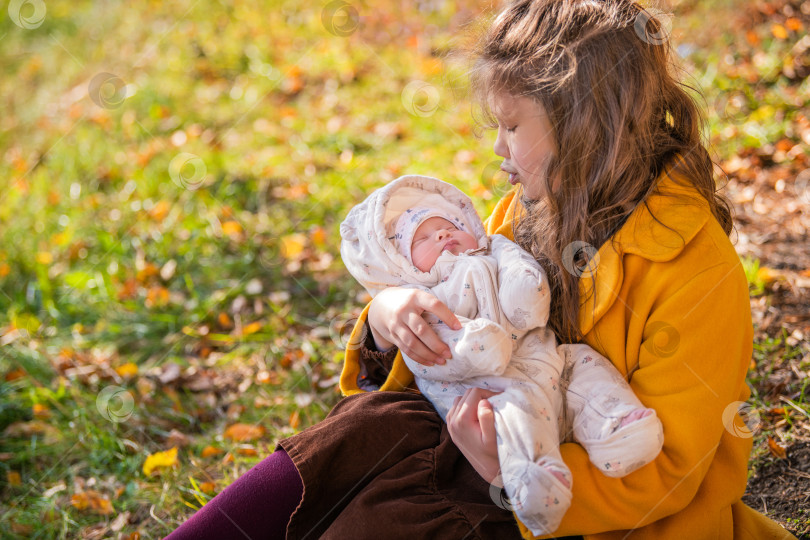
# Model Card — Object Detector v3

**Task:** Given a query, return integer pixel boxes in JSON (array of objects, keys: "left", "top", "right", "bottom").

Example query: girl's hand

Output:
[
  {"left": 367, "top": 287, "right": 461, "bottom": 366},
  {"left": 446, "top": 387, "right": 501, "bottom": 484}
]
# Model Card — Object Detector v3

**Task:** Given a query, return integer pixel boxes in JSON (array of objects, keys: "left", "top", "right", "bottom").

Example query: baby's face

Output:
[{"left": 410, "top": 217, "right": 478, "bottom": 272}]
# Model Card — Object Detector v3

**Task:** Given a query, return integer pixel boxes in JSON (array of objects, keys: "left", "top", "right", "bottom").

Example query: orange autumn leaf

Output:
[
  {"left": 71, "top": 490, "right": 114, "bottom": 515},
  {"left": 785, "top": 17, "right": 802, "bottom": 31},
  {"left": 0, "top": 262, "right": 10, "bottom": 277},
  {"left": 223, "top": 423, "right": 265, "bottom": 442},
  {"left": 240, "top": 321, "right": 263, "bottom": 336},
  {"left": 767, "top": 436, "right": 787, "bottom": 459},
  {"left": 145, "top": 286, "right": 170, "bottom": 308},
  {"left": 217, "top": 312, "right": 233, "bottom": 329},
  {"left": 117, "top": 278, "right": 138, "bottom": 301},
  {"left": 149, "top": 199, "right": 171, "bottom": 221},
  {"left": 201, "top": 446, "right": 223, "bottom": 458},
  {"left": 745, "top": 30, "right": 760, "bottom": 46},
  {"left": 756, "top": 266, "right": 780, "bottom": 284},
  {"left": 771, "top": 24, "right": 788, "bottom": 40},
  {"left": 115, "top": 362, "right": 138, "bottom": 378},
  {"left": 236, "top": 447, "right": 258, "bottom": 456},
  {"left": 136, "top": 263, "right": 160, "bottom": 283},
  {"left": 199, "top": 481, "right": 216, "bottom": 493},
  {"left": 280, "top": 234, "right": 306, "bottom": 260},
  {"left": 32, "top": 403, "right": 50, "bottom": 419},
  {"left": 143, "top": 447, "right": 179, "bottom": 476},
  {"left": 289, "top": 410, "right": 301, "bottom": 429},
  {"left": 7, "top": 471, "right": 21, "bottom": 486},
  {"left": 5, "top": 368, "right": 26, "bottom": 381},
  {"left": 222, "top": 221, "right": 243, "bottom": 236},
  {"left": 310, "top": 226, "right": 327, "bottom": 246}
]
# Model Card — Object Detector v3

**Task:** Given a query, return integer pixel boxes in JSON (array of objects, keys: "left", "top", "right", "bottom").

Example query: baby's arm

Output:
[
  {"left": 403, "top": 314, "right": 513, "bottom": 382},
  {"left": 488, "top": 234, "right": 550, "bottom": 330}
]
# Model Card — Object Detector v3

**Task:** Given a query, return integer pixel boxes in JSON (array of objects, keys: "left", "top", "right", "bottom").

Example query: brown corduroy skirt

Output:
[{"left": 277, "top": 390, "right": 525, "bottom": 540}]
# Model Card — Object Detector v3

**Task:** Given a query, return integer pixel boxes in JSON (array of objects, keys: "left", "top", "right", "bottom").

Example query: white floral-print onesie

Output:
[{"left": 340, "top": 175, "right": 664, "bottom": 535}]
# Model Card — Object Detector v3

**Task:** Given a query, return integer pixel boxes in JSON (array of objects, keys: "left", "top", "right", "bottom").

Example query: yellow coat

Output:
[{"left": 340, "top": 169, "right": 795, "bottom": 539}]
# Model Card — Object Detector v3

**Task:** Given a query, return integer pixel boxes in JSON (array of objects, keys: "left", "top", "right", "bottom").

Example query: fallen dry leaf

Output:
[
  {"left": 223, "top": 423, "right": 265, "bottom": 442},
  {"left": 7, "top": 470, "right": 21, "bottom": 486},
  {"left": 199, "top": 481, "right": 216, "bottom": 493},
  {"left": 115, "top": 362, "right": 138, "bottom": 378},
  {"left": 201, "top": 445, "right": 223, "bottom": 458},
  {"left": 289, "top": 410, "right": 301, "bottom": 429},
  {"left": 143, "top": 447, "right": 179, "bottom": 476},
  {"left": 767, "top": 436, "right": 787, "bottom": 459},
  {"left": 71, "top": 489, "right": 114, "bottom": 515}
]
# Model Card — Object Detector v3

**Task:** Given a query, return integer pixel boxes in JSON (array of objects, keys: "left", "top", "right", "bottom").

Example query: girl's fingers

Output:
[
  {"left": 477, "top": 398, "right": 497, "bottom": 446},
  {"left": 395, "top": 327, "right": 436, "bottom": 366},
  {"left": 416, "top": 294, "right": 461, "bottom": 331},
  {"left": 395, "top": 310, "right": 449, "bottom": 365}
]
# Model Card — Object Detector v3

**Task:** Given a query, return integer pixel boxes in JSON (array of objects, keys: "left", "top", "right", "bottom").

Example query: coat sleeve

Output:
[
  {"left": 525, "top": 259, "right": 754, "bottom": 537},
  {"left": 339, "top": 302, "right": 415, "bottom": 396}
]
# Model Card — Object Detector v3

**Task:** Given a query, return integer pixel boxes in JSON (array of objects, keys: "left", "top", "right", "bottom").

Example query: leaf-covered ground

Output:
[{"left": 0, "top": 0, "right": 808, "bottom": 538}]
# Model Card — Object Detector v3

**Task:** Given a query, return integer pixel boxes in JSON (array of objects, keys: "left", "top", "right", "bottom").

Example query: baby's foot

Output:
[{"left": 618, "top": 408, "right": 653, "bottom": 429}]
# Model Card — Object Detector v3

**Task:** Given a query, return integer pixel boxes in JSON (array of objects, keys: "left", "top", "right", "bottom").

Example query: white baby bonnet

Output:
[{"left": 340, "top": 175, "right": 488, "bottom": 296}]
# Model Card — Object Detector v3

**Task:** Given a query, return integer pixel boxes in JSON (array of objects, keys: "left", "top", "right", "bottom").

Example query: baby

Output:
[{"left": 340, "top": 175, "right": 663, "bottom": 535}]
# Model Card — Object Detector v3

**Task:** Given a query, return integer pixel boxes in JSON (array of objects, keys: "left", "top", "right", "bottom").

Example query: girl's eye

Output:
[{"left": 506, "top": 125, "right": 517, "bottom": 133}]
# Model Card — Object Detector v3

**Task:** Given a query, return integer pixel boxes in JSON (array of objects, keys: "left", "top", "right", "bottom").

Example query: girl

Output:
[{"left": 166, "top": 0, "right": 793, "bottom": 538}]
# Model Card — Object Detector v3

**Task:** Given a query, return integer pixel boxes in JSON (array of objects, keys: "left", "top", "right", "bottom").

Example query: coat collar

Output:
[{"left": 577, "top": 168, "right": 712, "bottom": 335}]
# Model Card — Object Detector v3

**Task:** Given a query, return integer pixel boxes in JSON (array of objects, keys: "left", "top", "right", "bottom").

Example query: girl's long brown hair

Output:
[{"left": 465, "top": 0, "right": 733, "bottom": 343}]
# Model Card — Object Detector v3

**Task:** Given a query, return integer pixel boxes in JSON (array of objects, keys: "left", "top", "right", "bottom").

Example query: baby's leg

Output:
[
  {"left": 403, "top": 316, "right": 513, "bottom": 382},
  {"left": 558, "top": 344, "right": 664, "bottom": 478},
  {"left": 487, "top": 370, "right": 571, "bottom": 536}
]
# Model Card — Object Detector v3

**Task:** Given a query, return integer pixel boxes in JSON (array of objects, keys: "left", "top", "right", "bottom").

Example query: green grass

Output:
[{"left": 1, "top": 0, "right": 808, "bottom": 537}]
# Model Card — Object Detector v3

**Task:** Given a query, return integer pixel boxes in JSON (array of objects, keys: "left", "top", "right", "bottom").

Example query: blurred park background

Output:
[{"left": 0, "top": 0, "right": 808, "bottom": 537}]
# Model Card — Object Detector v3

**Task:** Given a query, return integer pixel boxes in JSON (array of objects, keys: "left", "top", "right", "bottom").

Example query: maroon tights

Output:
[{"left": 164, "top": 447, "right": 302, "bottom": 540}]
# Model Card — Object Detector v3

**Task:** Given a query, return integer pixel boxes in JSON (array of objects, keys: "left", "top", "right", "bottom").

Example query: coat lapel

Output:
[{"left": 578, "top": 171, "right": 712, "bottom": 335}]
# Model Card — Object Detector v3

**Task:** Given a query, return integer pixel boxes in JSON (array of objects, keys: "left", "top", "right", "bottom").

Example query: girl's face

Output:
[
  {"left": 410, "top": 217, "right": 479, "bottom": 272},
  {"left": 491, "top": 93, "right": 557, "bottom": 202}
]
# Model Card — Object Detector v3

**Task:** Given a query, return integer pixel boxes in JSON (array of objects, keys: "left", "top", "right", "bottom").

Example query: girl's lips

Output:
[{"left": 501, "top": 167, "right": 518, "bottom": 185}]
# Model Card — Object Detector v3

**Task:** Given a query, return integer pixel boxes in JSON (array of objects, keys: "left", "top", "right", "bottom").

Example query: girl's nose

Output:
[{"left": 493, "top": 127, "right": 509, "bottom": 159}]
